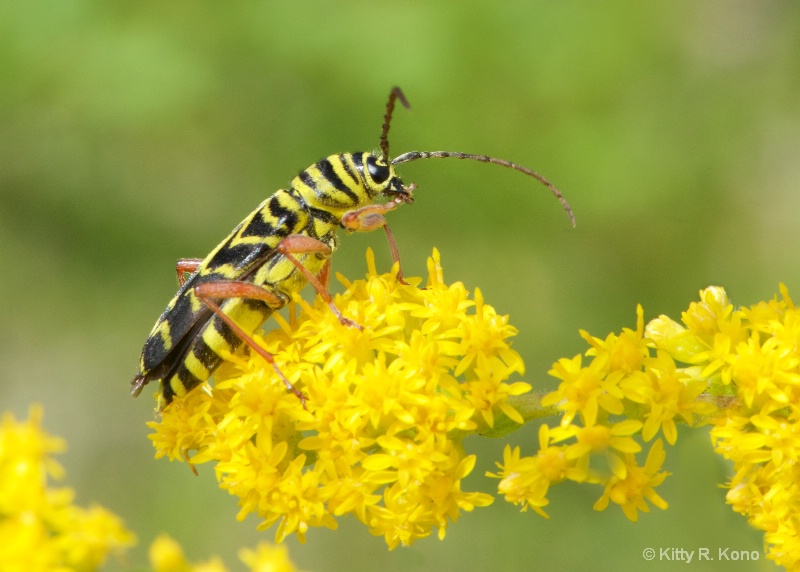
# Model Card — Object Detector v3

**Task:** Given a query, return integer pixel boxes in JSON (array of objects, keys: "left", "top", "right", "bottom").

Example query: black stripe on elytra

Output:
[
  {"left": 240, "top": 210, "right": 278, "bottom": 238},
  {"left": 205, "top": 242, "right": 256, "bottom": 270},
  {"left": 267, "top": 195, "right": 300, "bottom": 229},
  {"left": 141, "top": 298, "right": 212, "bottom": 373},
  {"left": 150, "top": 310, "right": 209, "bottom": 376},
  {"left": 141, "top": 329, "right": 170, "bottom": 372}
]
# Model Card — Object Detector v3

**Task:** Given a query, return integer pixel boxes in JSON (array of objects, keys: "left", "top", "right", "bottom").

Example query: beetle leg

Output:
[
  {"left": 176, "top": 258, "right": 203, "bottom": 286},
  {"left": 194, "top": 280, "right": 286, "bottom": 307},
  {"left": 380, "top": 223, "right": 408, "bottom": 285},
  {"left": 341, "top": 200, "right": 409, "bottom": 284},
  {"left": 340, "top": 198, "right": 402, "bottom": 232},
  {"left": 277, "top": 235, "right": 363, "bottom": 330},
  {"left": 318, "top": 258, "right": 331, "bottom": 290},
  {"left": 193, "top": 280, "right": 306, "bottom": 407}
]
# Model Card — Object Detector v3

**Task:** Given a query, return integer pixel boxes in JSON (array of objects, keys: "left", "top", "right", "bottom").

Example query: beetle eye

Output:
[{"left": 366, "top": 155, "right": 390, "bottom": 184}]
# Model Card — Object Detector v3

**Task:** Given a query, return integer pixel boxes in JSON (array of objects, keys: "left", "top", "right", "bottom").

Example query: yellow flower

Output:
[
  {"left": 652, "top": 284, "right": 800, "bottom": 571},
  {"left": 645, "top": 314, "right": 706, "bottom": 363},
  {"left": 680, "top": 286, "right": 732, "bottom": 344},
  {"left": 147, "top": 249, "right": 800, "bottom": 568},
  {"left": 549, "top": 419, "right": 643, "bottom": 481},
  {"left": 0, "top": 406, "right": 135, "bottom": 571},
  {"left": 592, "top": 439, "right": 670, "bottom": 522},
  {"left": 239, "top": 542, "right": 304, "bottom": 572},
  {"left": 542, "top": 354, "right": 622, "bottom": 427},
  {"left": 489, "top": 425, "right": 568, "bottom": 519},
  {"left": 638, "top": 350, "right": 714, "bottom": 444},
  {"left": 731, "top": 333, "right": 800, "bottom": 410},
  {"left": 149, "top": 535, "right": 303, "bottom": 572},
  {"left": 517, "top": 304, "right": 704, "bottom": 522},
  {"left": 149, "top": 249, "right": 519, "bottom": 548},
  {"left": 582, "top": 304, "right": 649, "bottom": 375}
]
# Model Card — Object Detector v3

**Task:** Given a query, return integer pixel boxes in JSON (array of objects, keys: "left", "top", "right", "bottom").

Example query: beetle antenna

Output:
[
  {"left": 380, "top": 87, "right": 411, "bottom": 162},
  {"left": 392, "top": 150, "right": 575, "bottom": 226}
]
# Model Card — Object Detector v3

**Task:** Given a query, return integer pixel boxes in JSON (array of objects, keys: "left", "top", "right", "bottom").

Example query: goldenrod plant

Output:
[
  {"left": 0, "top": 407, "right": 303, "bottom": 571},
  {"left": 0, "top": 406, "right": 134, "bottom": 570},
  {"left": 145, "top": 249, "right": 800, "bottom": 569},
  {"left": 4, "top": 250, "right": 795, "bottom": 569}
]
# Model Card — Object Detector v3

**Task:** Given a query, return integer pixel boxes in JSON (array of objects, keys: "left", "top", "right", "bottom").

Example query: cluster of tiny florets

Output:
[
  {"left": 491, "top": 284, "right": 800, "bottom": 569},
  {"left": 0, "top": 406, "right": 135, "bottom": 570},
  {"left": 489, "top": 304, "right": 707, "bottom": 521},
  {"left": 149, "top": 249, "right": 528, "bottom": 548},
  {"left": 149, "top": 244, "right": 800, "bottom": 567}
]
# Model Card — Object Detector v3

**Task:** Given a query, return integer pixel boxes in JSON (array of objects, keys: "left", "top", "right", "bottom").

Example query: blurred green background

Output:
[{"left": 2, "top": 1, "right": 798, "bottom": 570}]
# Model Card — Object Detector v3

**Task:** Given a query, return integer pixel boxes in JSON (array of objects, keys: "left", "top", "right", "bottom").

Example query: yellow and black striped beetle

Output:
[{"left": 131, "top": 87, "right": 574, "bottom": 412}]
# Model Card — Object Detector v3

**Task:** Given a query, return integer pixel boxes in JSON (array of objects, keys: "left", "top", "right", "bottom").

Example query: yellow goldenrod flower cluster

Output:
[
  {"left": 0, "top": 404, "right": 312, "bottom": 571},
  {"left": 149, "top": 534, "right": 302, "bottom": 572},
  {"left": 491, "top": 304, "right": 710, "bottom": 521},
  {"left": 146, "top": 241, "right": 800, "bottom": 567},
  {"left": 0, "top": 406, "right": 135, "bottom": 571},
  {"left": 493, "top": 284, "right": 800, "bottom": 570},
  {"left": 149, "top": 249, "right": 530, "bottom": 549},
  {"left": 651, "top": 285, "right": 800, "bottom": 570}
]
